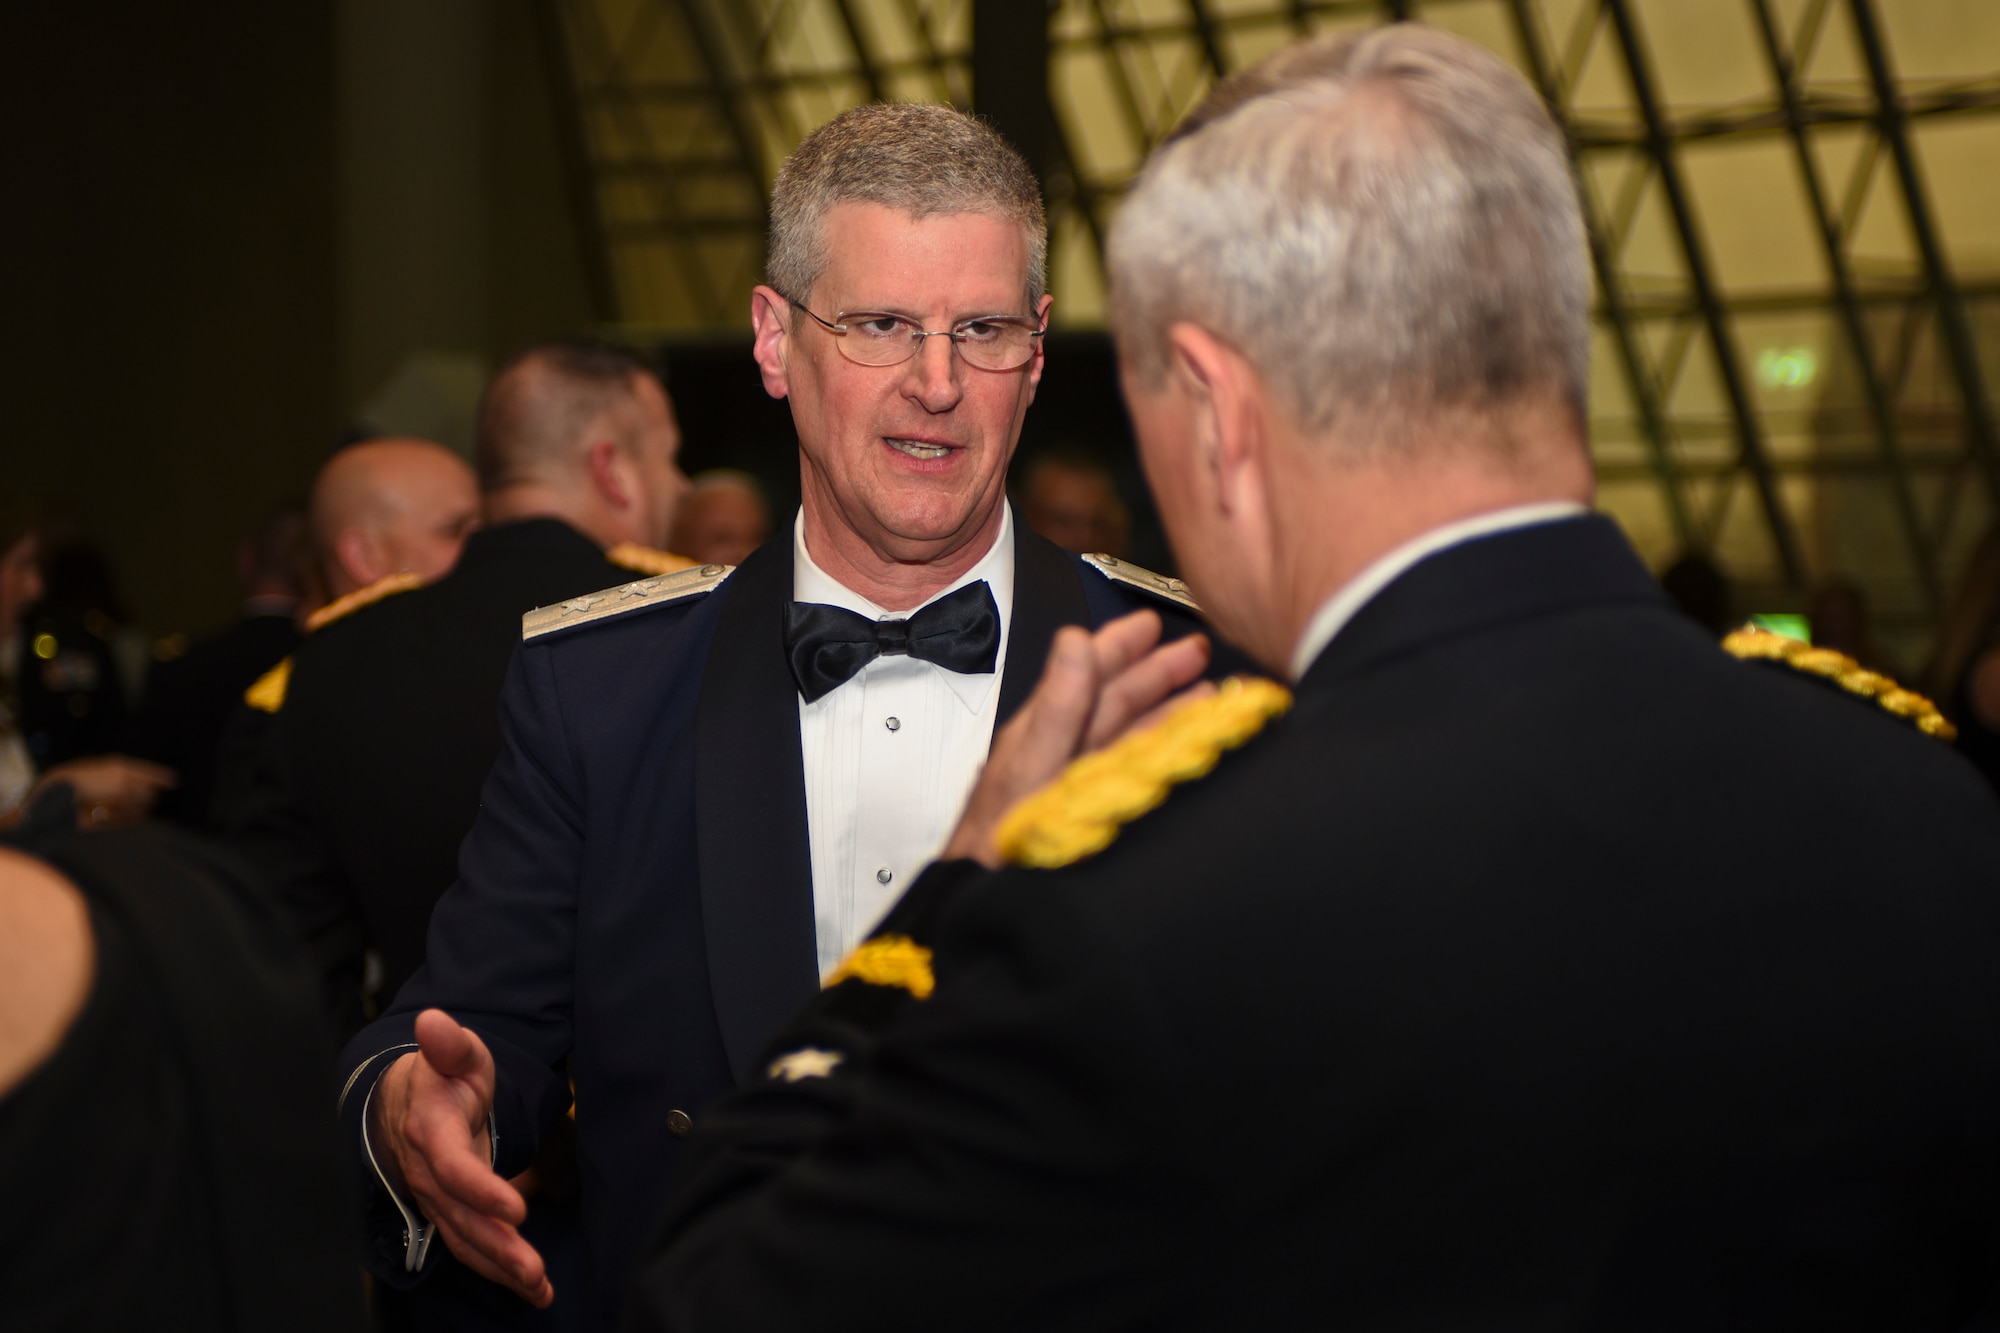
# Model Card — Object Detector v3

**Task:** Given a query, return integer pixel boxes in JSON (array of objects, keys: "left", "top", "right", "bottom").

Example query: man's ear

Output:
[
  {"left": 1021, "top": 293, "right": 1056, "bottom": 407},
  {"left": 588, "top": 438, "right": 635, "bottom": 513},
  {"left": 1164, "top": 323, "right": 1262, "bottom": 515},
  {"left": 332, "top": 528, "right": 382, "bottom": 590},
  {"left": 750, "top": 286, "right": 793, "bottom": 401}
]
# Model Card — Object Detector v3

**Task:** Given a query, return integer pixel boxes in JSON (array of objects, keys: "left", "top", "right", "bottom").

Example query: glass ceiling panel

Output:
[{"left": 547, "top": 0, "right": 2000, "bottom": 661}]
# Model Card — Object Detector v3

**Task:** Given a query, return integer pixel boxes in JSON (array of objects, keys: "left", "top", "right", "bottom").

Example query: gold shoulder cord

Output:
[
  {"left": 605, "top": 543, "right": 699, "bottom": 577},
  {"left": 996, "top": 676, "right": 1293, "bottom": 870},
  {"left": 304, "top": 571, "right": 424, "bottom": 633},
  {"left": 1721, "top": 626, "right": 1955, "bottom": 741}
]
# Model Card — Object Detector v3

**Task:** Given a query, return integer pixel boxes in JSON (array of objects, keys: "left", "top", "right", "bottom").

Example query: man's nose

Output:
[{"left": 900, "top": 333, "right": 964, "bottom": 413}]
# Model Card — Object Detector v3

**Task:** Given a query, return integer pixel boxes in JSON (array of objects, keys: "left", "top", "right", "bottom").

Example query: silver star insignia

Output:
[
  {"left": 766, "top": 1047, "right": 845, "bottom": 1083},
  {"left": 619, "top": 579, "right": 660, "bottom": 598},
  {"left": 562, "top": 596, "right": 601, "bottom": 614}
]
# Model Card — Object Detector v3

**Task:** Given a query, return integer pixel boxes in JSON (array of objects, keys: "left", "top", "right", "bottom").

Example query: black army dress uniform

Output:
[
  {"left": 629, "top": 515, "right": 2000, "bottom": 1331},
  {"left": 138, "top": 602, "right": 300, "bottom": 829},
  {"left": 234, "top": 518, "right": 690, "bottom": 1037}
]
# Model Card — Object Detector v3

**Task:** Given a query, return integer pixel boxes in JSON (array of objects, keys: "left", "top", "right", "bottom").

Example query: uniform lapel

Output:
[
  {"left": 997, "top": 528, "right": 1091, "bottom": 728},
  {"left": 694, "top": 540, "right": 821, "bottom": 1081}
]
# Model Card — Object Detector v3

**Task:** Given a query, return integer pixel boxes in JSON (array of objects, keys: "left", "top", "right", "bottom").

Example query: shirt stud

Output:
[
  {"left": 876, "top": 867, "right": 893, "bottom": 885},
  {"left": 885, "top": 716, "right": 901, "bottom": 731}
]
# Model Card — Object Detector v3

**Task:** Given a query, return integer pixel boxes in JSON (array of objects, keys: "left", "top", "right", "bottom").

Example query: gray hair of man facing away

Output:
[
  {"left": 474, "top": 340, "right": 657, "bottom": 492},
  {"left": 767, "top": 101, "right": 1049, "bottom": 310},
  {"left": 1107, "top": 24, "right": 1590, "bottom": 459}
]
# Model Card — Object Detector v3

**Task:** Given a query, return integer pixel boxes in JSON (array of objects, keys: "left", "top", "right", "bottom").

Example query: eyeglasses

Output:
[{"left": 789, "top": 299, "right": 1044, "bottom": 372}]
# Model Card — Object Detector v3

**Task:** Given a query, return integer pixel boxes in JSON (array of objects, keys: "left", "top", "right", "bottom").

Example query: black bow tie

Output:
[{"left": 783, "top": 580, "right": 1001, "bottom": 703}]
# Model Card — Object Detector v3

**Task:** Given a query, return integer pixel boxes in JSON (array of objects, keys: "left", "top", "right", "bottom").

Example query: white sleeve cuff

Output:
[{"left": 345, "top": 1043, "right": 505, "bottom": 1275}]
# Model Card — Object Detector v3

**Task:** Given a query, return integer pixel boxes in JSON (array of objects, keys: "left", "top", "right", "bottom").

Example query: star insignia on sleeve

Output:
[{"left": 766, "top": 1047, "right": 845, "bottom": 1083}]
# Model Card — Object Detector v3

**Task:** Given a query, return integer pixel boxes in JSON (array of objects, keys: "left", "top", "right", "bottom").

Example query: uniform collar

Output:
[{"left": 1289, "top": 502, "right": 1590, "bottom": 681}]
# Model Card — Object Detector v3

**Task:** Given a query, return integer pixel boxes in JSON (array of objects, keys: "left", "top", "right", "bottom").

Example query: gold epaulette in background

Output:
[
  {"left": 304, "top": 571, "right": 423, "bottom": 633},
  {"left": 244, "top": 656, "right": 292, "bottom": 714},
  {"left": 244, "top": 571, "right": 424, "bottom": 712},
  {"left": 1082, "top": 553, "right": 1200, "bottom": 612},
  {"left": 606, "top": 543, "right": 699, "bottom": 577},
  {"left": 996, "top": 676, "right": 1292, "bottom": 869},
  {"left": 1721, "top": 625, "right": 1956, "bottom": 741},
  {"left": 522, "top": 562, "right": 733, "bottom": 641}
]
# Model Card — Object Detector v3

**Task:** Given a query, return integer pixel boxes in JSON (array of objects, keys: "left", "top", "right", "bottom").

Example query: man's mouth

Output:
[{"left": 886, "top": 437, "right": 956, "bottom": 461}]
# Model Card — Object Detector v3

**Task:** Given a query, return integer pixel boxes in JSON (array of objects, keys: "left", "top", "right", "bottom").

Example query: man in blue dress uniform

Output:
[{"left": 334, "top": 102, "right": 1227, "bottom": 1329}]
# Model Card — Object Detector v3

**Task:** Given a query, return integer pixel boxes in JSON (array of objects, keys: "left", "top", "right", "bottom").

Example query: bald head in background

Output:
[
  {"left": 474, "top": 342, "right": 688, "bottom": 552},
  {"left": 669, "top": 470, "right": 771, "bottom": 567},
  {"left": 308, "top": 438, "right": 481, "bottom": 599}
]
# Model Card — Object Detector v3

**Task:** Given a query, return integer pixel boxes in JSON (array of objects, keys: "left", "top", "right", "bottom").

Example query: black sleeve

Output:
[
  {"left": 222, "top": 699, "right": 367, "bottom": 1040},
  {"left": 621, "top": 862, "right": 1209, "bottom": 1333}
]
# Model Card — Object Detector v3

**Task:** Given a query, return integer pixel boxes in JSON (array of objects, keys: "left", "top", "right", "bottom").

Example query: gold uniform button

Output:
[{"left": 667, "top": 1108, "right": 692, "bottom": 1137}]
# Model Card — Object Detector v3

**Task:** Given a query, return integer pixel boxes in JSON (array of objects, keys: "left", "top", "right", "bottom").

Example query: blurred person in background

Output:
[
  {"left": 668, "top": 469, "right": 771, "bottom": 567},
  {"left": 2, "top": 512, "right": 174, "bottom": 830},
  {"left": 309, "top": 436, "right": 482, "bottom": 599},
  {"left": 205, "top": 437, "right": 481, "bottom": 833},
  {"left": 1016, "top": 446, "right": 1131, "bottom": 560},
  {"left": 1659, "top": 548, "right": 1732, "bottom": 637},
  {"left": 230, "top": 341, "right": 692, "bottom": 1333},
  {"left": 1808, "top": 576, "right": 1902, "bottom": 679},
  {"left": 1, "top": 511, "right": 46, "bottom": 815},
  {"left": 0, "top": 803, "right": 360, "bottom": 1330},
  {"left": 136, "top": 505, "right": 311, "bottom": 831},
  {"left": 1928, "top": 526, "right": 2000, "bottom": 793},
  {"left": 15, "top": 533, "right": 139, "bottom": 766}
]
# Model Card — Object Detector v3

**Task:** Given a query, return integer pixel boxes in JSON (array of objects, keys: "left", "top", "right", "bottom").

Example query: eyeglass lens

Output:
[{"left": 830, "top": 313, "right": 1040, "bottom": 371}]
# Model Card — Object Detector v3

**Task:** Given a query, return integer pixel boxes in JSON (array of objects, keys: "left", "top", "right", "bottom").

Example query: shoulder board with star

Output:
[
  {"left": 1081, "top": 552, "right": 1200, "bottom": 613},
  {"left": 522, "top": 562, "right": 734, "bottom": 642},
  {"left": 1721, "top": 626, "right": 1955, "bottom": 741},
  {"left": 605, "top": 542, "right": 699, "bottom": 577}
]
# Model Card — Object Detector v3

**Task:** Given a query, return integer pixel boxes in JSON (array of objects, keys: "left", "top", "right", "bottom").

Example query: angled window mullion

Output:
[
  {"left": 1606, "top": 0, "right": 1807, "bottom": 588},
  {"left": 1835, "top": 131, "right": 1881, "bottom": 242},
  {"left": 1560, "top": 0, "right": 1606, "bottom": 100},
  {"left": 1847, "top": 0, "right": 2000, "bottom": 509},
  {"left": 1750, "top": 0, "right": 1937, "bottom": 610},
  {"left": 1086, "top": 0, "right": 1160, "bottom": 154},
  {"left": 829, "top": 0, "right": 889, "bottom": 103},
  {"left": 576, "top": 0, "right": 730, "bottom": 323},
  {"left": 539, "top": 0, "right": 621, "bottom": 322},
  {"left": 1184, "top": 0, "right": 1230, "bottom": 80},
  {"left": 1788, "top": 0, "right": 1834, "bottom": 79},
  {"left": 1506, "top": 0, "right": 1694, "bottom": 553}
]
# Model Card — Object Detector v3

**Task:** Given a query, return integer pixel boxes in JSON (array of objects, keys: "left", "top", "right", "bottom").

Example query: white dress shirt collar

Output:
[
  {"left": 1288, "top": 502, "right": 1590, "bottom": 681},
  {"left": 792, "top": 501, "right": 1016, "bottom": 714}
]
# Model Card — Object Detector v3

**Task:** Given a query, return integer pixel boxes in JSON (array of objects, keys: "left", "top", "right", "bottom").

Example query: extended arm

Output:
[{"left": 335, "top": 643, "right": 590, "bottom": 1303}]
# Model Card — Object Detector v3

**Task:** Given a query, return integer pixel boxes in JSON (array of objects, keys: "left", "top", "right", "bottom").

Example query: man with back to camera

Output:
[
  {"left": 310, "top": 436, "right": 483, "bottom": 599},
  {"left": 333, "top": 103, "right": 1235, "bottom": 1328},
  {"left": 623, "top": 26, "right": 2000, "bottom": 1330},
  {"left": 232, "top": 343, "right": 690, "bottom": 1332}
]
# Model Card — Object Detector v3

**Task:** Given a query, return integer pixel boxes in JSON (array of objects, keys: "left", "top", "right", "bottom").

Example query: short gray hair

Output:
[
  {"left": 1107, "top": 25, "right": 1589, "bottom": 451},
  {"left": 769, "top": 102, "right": 1047, "bottom": 309}
]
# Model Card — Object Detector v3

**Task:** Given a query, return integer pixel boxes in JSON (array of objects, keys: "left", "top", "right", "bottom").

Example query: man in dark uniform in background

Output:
[
  {"left": 230, "top": 341, "right": 691, "bottom": 1331},
  {"left": 136, "top": 505, "right": 310, "bottom": 830},
  {"left": 332, "top": 104, "right": 1236, "bottom": 1331},
  {"left": 626, "top": 27, "right": 2000, "bottom": 1330}
]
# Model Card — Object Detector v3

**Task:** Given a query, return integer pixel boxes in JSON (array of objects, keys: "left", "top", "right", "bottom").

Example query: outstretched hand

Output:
[
  {"left": 369, "top": 1009, "right": 553, "bottom": 1308},
  {"left": 945, "top": 610, "right": 1211, "bottom": 868}
]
